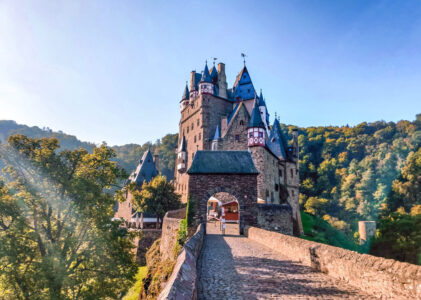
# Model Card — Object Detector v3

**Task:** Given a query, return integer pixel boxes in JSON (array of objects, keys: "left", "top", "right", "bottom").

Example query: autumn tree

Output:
[
  {"left": 0, "top": 135, "right": 137, "bottom": 299},
  {"left": 130, "top": 175, "right": 181, "bottom": 228}
]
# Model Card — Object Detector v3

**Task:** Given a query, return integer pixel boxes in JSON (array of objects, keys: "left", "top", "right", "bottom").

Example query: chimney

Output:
[
  {"left": 190, "top": 71, "right": 196, "bottom": 91},
  {"left": 153, "top": 154, "right": 160, "bottom": 172},
  {"left": 217, "top": 63, "right": 227, "bottom": 99}
]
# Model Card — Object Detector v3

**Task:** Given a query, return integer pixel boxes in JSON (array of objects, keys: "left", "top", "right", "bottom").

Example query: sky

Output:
[{"left": 1, "top": 0, "right": 421, "bottom": 146}]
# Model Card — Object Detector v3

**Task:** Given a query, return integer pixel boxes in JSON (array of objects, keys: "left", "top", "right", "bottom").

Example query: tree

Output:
[
  {"left": 130, "top": 175, "right": 181, "bottom": 228},
  {"left": 0, "top": 135, "right": 137, "bottom": 299}
]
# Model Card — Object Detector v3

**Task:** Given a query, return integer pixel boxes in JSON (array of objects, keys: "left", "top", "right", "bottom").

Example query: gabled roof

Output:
[
  {"left": 129, "top": 149, "right": 158, "bottom": 186},
  {"left": 232, "top": 66, "right": 256, "bottom": 100},
  {"left": 200, "top": 63, "right": 212, "bottom": 83},
  {"left": 187, "top": 151, "right": 258, "bottom": 174},
  {"left": 248, "top": 98, "right": 265, "bottom": 129},
  {"left": 213, "top": 125, "right": 220, "bottom": 141},
  {"left": 178, "top": 135, "right": 187, "bottom": 152},
  {"left": 267, "top": 118, "right": 289, "bottom": 160},
  {"left": 181, "top": 84, "right": 189, "bottom": 100}
]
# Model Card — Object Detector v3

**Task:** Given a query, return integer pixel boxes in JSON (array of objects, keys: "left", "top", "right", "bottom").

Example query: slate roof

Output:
[
  {"left": 129, "top": 149, "right": 158, "bottom": 186},
  {"left": 213, "top": 125, "right": 220, "bottom": 140},
  {"left": 187, "top": 151, "right": 259, "bottom": 174},
  {"left": 181, "top": 84, "right": 189, "bottom": 101},
  {"left": 200, "top": 63, "right": 212, "bottom": 83},
  {"left": 190, "top": 73, "right": 202, "bottom": 91},
  {"left": 248, "top": 98, "right": 265, "bottom": 129},
  {"left": 210, "top": 66, "right": 218, "bottom": 80},
  {"left": 178, "top": 135, "right": 187, "bottom": 152},
  {"left": 232, "top": 66, "right": 256, "bottom": 100},
  {"left": 267, "top": 118, "right": 289, "bottom": 160}
]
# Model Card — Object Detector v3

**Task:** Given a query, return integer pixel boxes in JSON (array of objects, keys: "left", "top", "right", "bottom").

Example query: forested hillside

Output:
[{"left": 2, "top": 116, "right": 420, "bottom": 263}]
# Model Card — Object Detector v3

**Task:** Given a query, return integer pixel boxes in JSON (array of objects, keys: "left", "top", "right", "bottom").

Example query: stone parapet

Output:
[
  {"left": 245, "top": 226, "right": 421, "bottom": 299},
  {"left": 158, "top": 224, "right": 205, "bottom": 300},
  {"left": 257, "top": 204, "right": 293, "bottom": 235}
]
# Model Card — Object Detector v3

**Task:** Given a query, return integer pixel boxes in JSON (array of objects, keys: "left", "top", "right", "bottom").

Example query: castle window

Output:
[
  {"left": 235, "top": 135, "right": 239, "bottom": 141},
  {"left": 249, "top": 132, "right": 253, "bottom": 138},
  {"left": 187, "top": 127, "right": 189, "bottom": 133},
  {"left": 275, "top": 184, "right": 279, "bottom": 191},
  {"left": 194, "top": 136, "right": 196, "bottom": 143},
  {"left": 240, "top": 120, "right": 244, "bottom": 126},
  {"left": 292, "top": 190, "right": 295, "bottom": 196},
  {"left": 290, "top": 169, "right": 293, "bottom": 178},
  {"left": 248, "top": 89, "right": 250, "bottom": 93},
  {"left": 199, "top": 133, "right": 201, "bottom": 140},
  {"left": 279, "top": 170, "right": 282, "bottom": 177},
  {"left": 266, "top": 190, "right": 269, "bottom": 197},
  {"left": 192, "top": 123, "right": 194, "bottom": 130},
  {"left": 197, "top": 119, "right": 200, "bottom": 126},
  {"left": 258, "top": 132, "right": 263, "bottom": 138}
]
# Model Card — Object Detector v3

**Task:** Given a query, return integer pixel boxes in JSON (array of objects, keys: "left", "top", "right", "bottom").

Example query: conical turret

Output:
[
  {"left": 198, "top": 62, "right": 214, "bottom": 95},
  {"left": 247, "top": 98, "right": 266, "bottom": 147}
]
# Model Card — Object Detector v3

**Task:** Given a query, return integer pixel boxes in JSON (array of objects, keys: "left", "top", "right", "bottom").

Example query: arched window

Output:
[
  {"left": 290, "top": 169, "right": 293, "bottom": 178},
  {"left": 240, "top": 120, "right": 244, "bottom": 126}
]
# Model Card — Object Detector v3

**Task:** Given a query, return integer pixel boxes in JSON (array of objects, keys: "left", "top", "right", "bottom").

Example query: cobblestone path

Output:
[{"left": 197, "top": 222, "right": 376, "bottom": 300}]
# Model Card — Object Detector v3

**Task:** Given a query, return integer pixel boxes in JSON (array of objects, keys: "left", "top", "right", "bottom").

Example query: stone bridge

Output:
[{"left": 159, "top": 222, "right": 421, "bottom": 300}]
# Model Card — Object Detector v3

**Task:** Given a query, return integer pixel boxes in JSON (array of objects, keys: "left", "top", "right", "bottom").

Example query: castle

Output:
[{"left": 174, "top": 61, "right": 302, "bottom": 234}]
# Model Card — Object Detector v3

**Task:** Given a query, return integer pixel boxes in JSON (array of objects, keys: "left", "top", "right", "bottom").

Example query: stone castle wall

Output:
[
  {"left": 218, "top": 103, "right": 249, "bottom": 151},
  {"left": 257, "top": 204, "right": 293, "bottom": 235},
  {"left": 158, "top": 224, "right": 205, "bottom": 300},
  {"left": 134, "top": 229, "right": 162, "bottom": 265},
  {"left": 160, "top": 210, "right": 185, "bottom": 261},
  {"left": 246, "top": 226, "right": 421, "bottom": 299}
]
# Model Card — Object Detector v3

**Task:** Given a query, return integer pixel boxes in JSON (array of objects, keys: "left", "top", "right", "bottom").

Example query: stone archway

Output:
[{"left": 187, "top": 173, "right": 258, "bottom": 234}]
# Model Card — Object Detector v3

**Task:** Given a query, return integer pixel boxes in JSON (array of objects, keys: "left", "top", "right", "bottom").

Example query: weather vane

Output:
[
  {"left": 213, "top": 57, "right": 217, "bottom": 65},
  {"left": 241, "top": 53, "right": 247, "bottom": 66}
]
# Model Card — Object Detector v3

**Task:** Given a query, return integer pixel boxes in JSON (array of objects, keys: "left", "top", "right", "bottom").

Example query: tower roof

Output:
[
  {"left": 200, "top": 62, "right": 212, "bottom": 83},
  {"left": 268, "top": 118, "right": 289, "bottom": 160},
  {"left": 248, "top": 98, "right": 265, "bottom": 129},
  {"left": 259, "top": 89, "right": 266, "bottom": 107},
  {"left": 213, "top": 125, "right": 220, "bottom": 140},
  {"left": 129, "top": 149, "right": 158, "bottom": 186},
  {"left": 178, "top": 135, "right": 187, "bottom": 152},
  {"left": 181, "top": 84, "right": 189, "bottom": 100},
  {"left": 210, "top": 66, "right": 218, "bottom": 80},
  {"left": 232, "top": 66, "right": 256, "bottom": 100}
]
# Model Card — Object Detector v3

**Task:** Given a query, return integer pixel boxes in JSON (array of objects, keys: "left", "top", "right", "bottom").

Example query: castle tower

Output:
[
  {"left": 211, "top": 125, "right": 220, "bottom": 151},
  {"left": 198, "top": 62, "right": 214, "bottom": 95},
  {"left": 247, "top": 97, "right": 266, "bottom": 147},
  {"left": 177, "top": 135, "right": 187, "bottom": 173},
  {"left": 258, "top": 90, "right": 270, "bottom": 134},
  {"left": 180, "top": 84, "right": 189, "bottom": 111}
]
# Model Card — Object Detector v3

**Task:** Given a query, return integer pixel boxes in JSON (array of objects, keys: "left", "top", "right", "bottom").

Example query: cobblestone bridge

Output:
[{"left": 197, "top": 222, "right": 375, "bottom": 300}]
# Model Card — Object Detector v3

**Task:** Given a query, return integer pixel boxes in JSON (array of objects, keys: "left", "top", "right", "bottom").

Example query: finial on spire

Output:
[
  {"left": 213, "top": 57, "right": 217, "bottom": 65},
  {"left": 241, "top": 53, "right": 246, "bottom": 66}
]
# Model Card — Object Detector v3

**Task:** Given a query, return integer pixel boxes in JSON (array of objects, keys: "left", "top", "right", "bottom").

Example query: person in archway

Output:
[{"left": 221, "top": 217, "right": 226, "bottom": 235}]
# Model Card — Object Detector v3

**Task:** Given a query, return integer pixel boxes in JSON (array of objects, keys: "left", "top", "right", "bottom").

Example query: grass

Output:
[
  {"left": 300, "top": 211, "right": 363, "bottom": 252},
  {"left": 123, "top": 266, "right": 148, "bottom": 300}
]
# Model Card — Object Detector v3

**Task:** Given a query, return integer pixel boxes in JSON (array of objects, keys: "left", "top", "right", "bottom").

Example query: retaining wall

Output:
[
  {"left": 160, "top": 208, "right": 186, "bottom": 261},
  {"left": 158, "top": 224, "right": 205, "bottom": 300},
  {"left": 245, "top": 226, "right": 421, "bottom": 299}
]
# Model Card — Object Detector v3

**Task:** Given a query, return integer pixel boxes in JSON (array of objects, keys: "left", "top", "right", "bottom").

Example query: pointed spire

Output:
[
  {"left": 200, "top": 61, "right": 212, "bottom": 83},
  {"left": 213, "top": 125, "right": 220, "bottom": 141},
  {"left": 210, "top": 66, "right": 218, "bottom": 79},
  {"left": 178, "top": 135, "right": 187, "bottom": 152},
  {"left": 268, "top": 118, "right": 288, "bottom": 159},
  {"left": 248, "top": 98, "right": 265, "bottom": 129},
  {"left": 259, "top": 89, "right": 266, "bottom": 107},
  {"left": 182, "top": 82, "right": 189, "bottom": 100}
]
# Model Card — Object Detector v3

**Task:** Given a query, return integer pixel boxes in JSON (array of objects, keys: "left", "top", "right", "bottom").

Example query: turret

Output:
[
  {"left": 198, "top": 62, "right": 214, "bottom": 95},
  {"left": 177, "top": 135, "right": 187, "bottom": 173},
  {"left": 211, "top": 125, "right": 220, "bottom": 151},
  {"left": 217, "top": 63, "right": 228, "bottom": 99},
  {"left": 180, "top": 83, "right": 189, "bottom": 111},
  {"left": 258, "top": 90, "right": 270, "bottom": 133},
  {"left": 247, "top": 97, "right": 266, "bottom": 147}
]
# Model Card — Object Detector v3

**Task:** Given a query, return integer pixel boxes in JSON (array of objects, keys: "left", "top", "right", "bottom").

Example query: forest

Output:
[{"left": 1, "top": 116, "right": 420, "bottom": 264}]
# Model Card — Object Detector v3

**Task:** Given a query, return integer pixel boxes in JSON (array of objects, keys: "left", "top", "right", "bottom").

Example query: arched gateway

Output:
[{"left": 187, "top": 151, "right": 259, "bottom": 234}]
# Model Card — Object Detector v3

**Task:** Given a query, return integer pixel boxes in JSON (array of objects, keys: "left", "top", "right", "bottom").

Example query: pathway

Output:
[{"left": 197, "top": 222, "right": 376, "bottom": 299}]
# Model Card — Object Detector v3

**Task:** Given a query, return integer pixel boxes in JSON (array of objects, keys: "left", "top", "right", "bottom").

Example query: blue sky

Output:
[{"left": 1, "top": 0, "right": 420, "bottom": 145}]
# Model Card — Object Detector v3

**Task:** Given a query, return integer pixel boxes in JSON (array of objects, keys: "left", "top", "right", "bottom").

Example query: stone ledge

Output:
[
  {"left": 158, "top": 224, "right": 205, "bottom": 300},
  {"left": 245, "top": 226, "right": 421, "bottom": 299}
]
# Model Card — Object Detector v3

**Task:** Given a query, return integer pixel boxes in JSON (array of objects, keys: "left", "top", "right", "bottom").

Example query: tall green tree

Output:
[{"left": 0, "top": 135, "right": 137, "bottom": 299}]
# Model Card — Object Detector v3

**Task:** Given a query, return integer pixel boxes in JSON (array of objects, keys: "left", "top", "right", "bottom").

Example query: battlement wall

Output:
[{"left": 245, "top": 226, "right": 421, "bottom": 299}]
